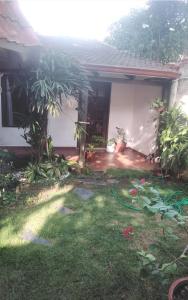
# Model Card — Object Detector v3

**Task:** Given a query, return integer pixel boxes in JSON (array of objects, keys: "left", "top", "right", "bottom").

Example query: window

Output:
[{"left": 1, "top": 74, "right": 28, "bottom": 127}]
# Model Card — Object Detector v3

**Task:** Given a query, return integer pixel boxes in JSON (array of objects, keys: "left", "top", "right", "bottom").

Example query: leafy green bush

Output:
[
  {"left": 0, "top": 149, "right": 15, "bottom": 174},
  {"left": 0, "top": 149, "right": 15, "bottom": 161},
  {"left": 138, "top": 250, "right": 177, "bottom": 286},
  {"left": 25, "top": 159, "right": 71, "bottom": 182},
  {"left": 0, "top": 173, "right": 19, "bottom": 207},
  {"left": 158, "top": 106, "right": 188, "bottom": 178},
  {"left": 0, "top": 174, "right": 18, "bottom": 190},
  {"left": 138, "top": 245, "right": 188, "bottom": 288},
  {"left": 0, "top": 190, "right": 17, "bottom": 207}
]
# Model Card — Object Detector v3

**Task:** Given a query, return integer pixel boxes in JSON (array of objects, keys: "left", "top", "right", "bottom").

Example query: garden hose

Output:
[
  {"left": 173, "top": 198, "right": 188, "bottom": 214},
  {"left": 111, "top": 186, "right": 188, "bottom": 214},
  {"left": 111, "top": 189, "right": 142, "bottom": 212}
]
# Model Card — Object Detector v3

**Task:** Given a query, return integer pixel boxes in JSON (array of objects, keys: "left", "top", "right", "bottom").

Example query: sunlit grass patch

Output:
[{"left": 0, "top": 171, "right": 188, "bottom": 299}]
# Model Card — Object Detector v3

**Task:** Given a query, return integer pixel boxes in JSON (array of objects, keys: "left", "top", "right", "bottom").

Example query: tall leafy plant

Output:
[
  {"left": 106, "top": 0, "right": 188, "bottom": 63},
  {"left": 158, "top": 106, "right": 188, "bottom": 178},
  {"left": 15, "top": 48, "right": 89, "bottom": 161}
]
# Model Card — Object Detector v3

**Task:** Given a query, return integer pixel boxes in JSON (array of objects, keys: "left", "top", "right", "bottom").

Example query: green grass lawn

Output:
[{"left": 0, "top": 169, "right": 188, "bottom": 300}]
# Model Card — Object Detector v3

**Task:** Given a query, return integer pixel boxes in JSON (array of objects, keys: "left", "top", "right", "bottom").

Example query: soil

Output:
[{"left": 173, "top": 283, "right": 188, "bottom": 300}]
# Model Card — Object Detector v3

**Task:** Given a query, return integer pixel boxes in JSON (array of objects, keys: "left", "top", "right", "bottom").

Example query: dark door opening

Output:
[{"left": 86, "top": 81, "right": 111, "bottom": 147}]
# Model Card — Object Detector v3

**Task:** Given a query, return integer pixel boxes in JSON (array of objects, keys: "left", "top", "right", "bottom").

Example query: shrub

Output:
[
  {"left": 0, "top": 149, "right": 15, "bottom": 174},
  {"left": 0, "top": 190, "right": 17, "bottom": 207},
  {"left": 0, "top": 173, "right": 19, "bottom": 207},
  {"left": 0, "top": 149, "right": 15, "bottom": 161},
  {"left": 25, "top": 159, "right": 71, "bottom": 182},
  {"left": 0, "top": 174, "right": 18, "bottom": 190},
  {"left": 158, "top": 106, "right": 188, "bottom": 178}
]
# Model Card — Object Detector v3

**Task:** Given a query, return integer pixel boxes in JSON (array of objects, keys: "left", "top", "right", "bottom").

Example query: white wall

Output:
[
  {"left": 0, "top": 80, "right": 162, "bottom": 152},
  {"left": 108, "top": 82, "right": 162, "bottom": 155},
  {"left": 48, "top": 97, "right": 78, "bottom": 147},
  {"left": 0, "top": 92, "right": 77, "bottom": 147}
]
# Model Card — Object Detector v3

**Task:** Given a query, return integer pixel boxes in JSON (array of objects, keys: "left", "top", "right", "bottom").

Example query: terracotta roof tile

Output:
[
  {"left": 41, "top": 36, "right": 179, "bottom": 76},
  {"left": 0, "top": 1, "right": 39, "bottom": 46}
]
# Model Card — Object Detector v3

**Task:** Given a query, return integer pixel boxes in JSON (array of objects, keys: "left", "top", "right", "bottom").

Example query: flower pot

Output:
[
  {"left": 168, "top": 277, "right": 188, "bottom": 300},
  {"left": 157, "top": 107, "right": 165, "bottom": 113},
  {"left": 85, "top": 151, "right": 95, "bottom": 161},
  {"left": 107, "top": 143, "right": 115, "bottom": 153},
  {"left": 115, "top": 142, "right": 126, "bottom": 153}
]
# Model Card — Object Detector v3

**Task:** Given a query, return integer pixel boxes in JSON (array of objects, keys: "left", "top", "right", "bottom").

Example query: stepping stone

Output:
[
  {"left": 76, "top": 178, "right": 107, "bottom": 186},
  {"left": 74, "top": 187, "right": 94, "bottom": 200},
  {"left": 106, "top": 179, "right": 119, "bottom": 184},
  {"left": 58, "top": 206, "right": 74, "bottom": 214},
  {"left": 21, "top": 230, "right": 51, "bottom": 246}
]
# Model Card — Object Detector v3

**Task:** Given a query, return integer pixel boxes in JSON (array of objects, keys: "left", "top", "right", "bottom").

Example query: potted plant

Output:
[
  {"left": 151, "top": 97, "right": 166, "bottom": 113},
  {"left": 107, "top": 138, "right": 116, "bottom": 153},
  {"left": 115, "top": 127, "right": 127, "bottom": 153},
  {"left": 168, "top": 277, "right": 188, "bottom": 300},
  {"left": 85, "top": 144, "right": 96, "bottom": 161}
]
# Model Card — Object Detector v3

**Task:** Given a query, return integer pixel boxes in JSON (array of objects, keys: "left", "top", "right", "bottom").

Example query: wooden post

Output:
[{"left": 78, "top": 90, "right": 88, "bottom": 169}]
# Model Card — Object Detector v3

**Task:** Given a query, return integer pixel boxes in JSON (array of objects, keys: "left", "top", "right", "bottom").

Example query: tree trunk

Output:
[
  {"left": 78, "top": 90, "right": 88, "bottom": 169},
  {"left": 38, "top": 109, "right": 48, "bottom": 161}
]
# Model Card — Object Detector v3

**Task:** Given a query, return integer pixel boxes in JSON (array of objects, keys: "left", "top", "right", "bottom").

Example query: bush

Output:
[
  {"left": 0, "top": 173, "right": 19, "bottom": 207},
  {"left": 25, "top": 159, "right": 71, "bottom": 182},
  {"left": 0, "top": 174, "right": 19, "bottom": 190},
  {"left": 0, "top": 149, "right": 15, "bottom": 174},
  {"left": 158, "top": 106, "right": 188, "bottom": 178},
  {"left": 0, "top": 190, "right": 17, "bottom": 207},
  {"left": 0, "top": 149, "right": 15, "bottom": 161}
]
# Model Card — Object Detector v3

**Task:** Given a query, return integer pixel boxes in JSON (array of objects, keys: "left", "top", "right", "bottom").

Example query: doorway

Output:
[{"left": 86, "top": 81, "right": 111, "bottom": 147}]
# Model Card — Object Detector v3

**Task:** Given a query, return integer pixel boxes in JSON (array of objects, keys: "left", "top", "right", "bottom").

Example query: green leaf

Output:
[
  {"left": 164, "top": 210, "right": 178, "bottom": 219},
  {"left": 142, "top": 196, "right": 151, "bottom": 205},
  {"left": 146, "top": 254, "right": 156, "bottom": 262},
  {"left": 161, "top": 262, "right": 177, "bottom": 274}
]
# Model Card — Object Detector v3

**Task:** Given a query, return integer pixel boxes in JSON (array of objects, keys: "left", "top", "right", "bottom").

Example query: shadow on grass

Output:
[
  {"left": 0, "top": 187, "right": 148, "bottom": 299},
  {"left": 0, "top": 178, "right": 188, "bottom": 300},
  {"left": 0, "top": 181, "right": 154, "bottom": 299}
]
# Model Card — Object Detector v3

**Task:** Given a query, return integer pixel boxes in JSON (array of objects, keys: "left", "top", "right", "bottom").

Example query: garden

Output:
[
  {"left": 0, "top": 166, "right": 188, "bottom": 300},
  {"left": 0, "top": 49, "right": 188, "bottom": 300}
]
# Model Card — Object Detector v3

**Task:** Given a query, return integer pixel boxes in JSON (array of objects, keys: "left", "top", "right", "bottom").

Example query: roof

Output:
[
  {"left": 41, "top": 36, "right": 179, "bottom": 79},
  {"left": 0, "top": 1, "right": 180, "bottom": 79},
  {"left": 0, "top": 1, "right": 39, "bottom": 46}
]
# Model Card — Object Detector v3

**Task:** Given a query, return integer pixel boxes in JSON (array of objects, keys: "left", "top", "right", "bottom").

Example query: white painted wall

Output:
[
  {"left": 0, "top": 90, "right": 78, "bottom": 147},
  {"left": 108, "top": 82, "right": 162, "bottom": 155},
  {"left": 48, "top": 97, "right": 78, "bottom": 147},
  {"left": 0, "top": 79, "right": 162, "bottom": 152}
]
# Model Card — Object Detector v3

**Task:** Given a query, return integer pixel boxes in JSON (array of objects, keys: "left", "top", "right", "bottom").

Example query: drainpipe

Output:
[{"left": 78, "top": 90, "right": 89, "bottom": 169}]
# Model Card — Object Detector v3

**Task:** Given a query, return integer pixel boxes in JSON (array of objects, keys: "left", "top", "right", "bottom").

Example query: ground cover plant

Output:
[{"left": 0, "top": 169, "right": 187, "bottom": 300}]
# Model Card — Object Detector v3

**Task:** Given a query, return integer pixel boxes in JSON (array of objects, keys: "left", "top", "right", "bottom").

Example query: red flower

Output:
[
  {"left": 140, "top": 178, "right": 146, "bottom": 185},
  {"left": 129, "top": 188, "right": 138, "bottom": 197},
  {"left": 122, "top": 226, "right": 134, "bottom": 239}
]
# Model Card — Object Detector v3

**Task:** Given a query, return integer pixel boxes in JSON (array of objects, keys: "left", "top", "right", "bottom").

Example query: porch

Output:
[{"left": 63, "top": 148, "right": 153, "bottom": 171}]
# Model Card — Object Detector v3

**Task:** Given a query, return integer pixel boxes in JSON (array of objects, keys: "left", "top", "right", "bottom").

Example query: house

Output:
[
  {"left": 0, "top": 0, "right": 40, "bottom": 155},
  {"left": 0, "top": 1, "right": 187, "bottom": 158}
]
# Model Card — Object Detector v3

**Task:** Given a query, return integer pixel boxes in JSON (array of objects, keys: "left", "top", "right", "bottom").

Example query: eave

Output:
[{"left": 83, "top": 63, "right": 180, "bottom": 80}]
